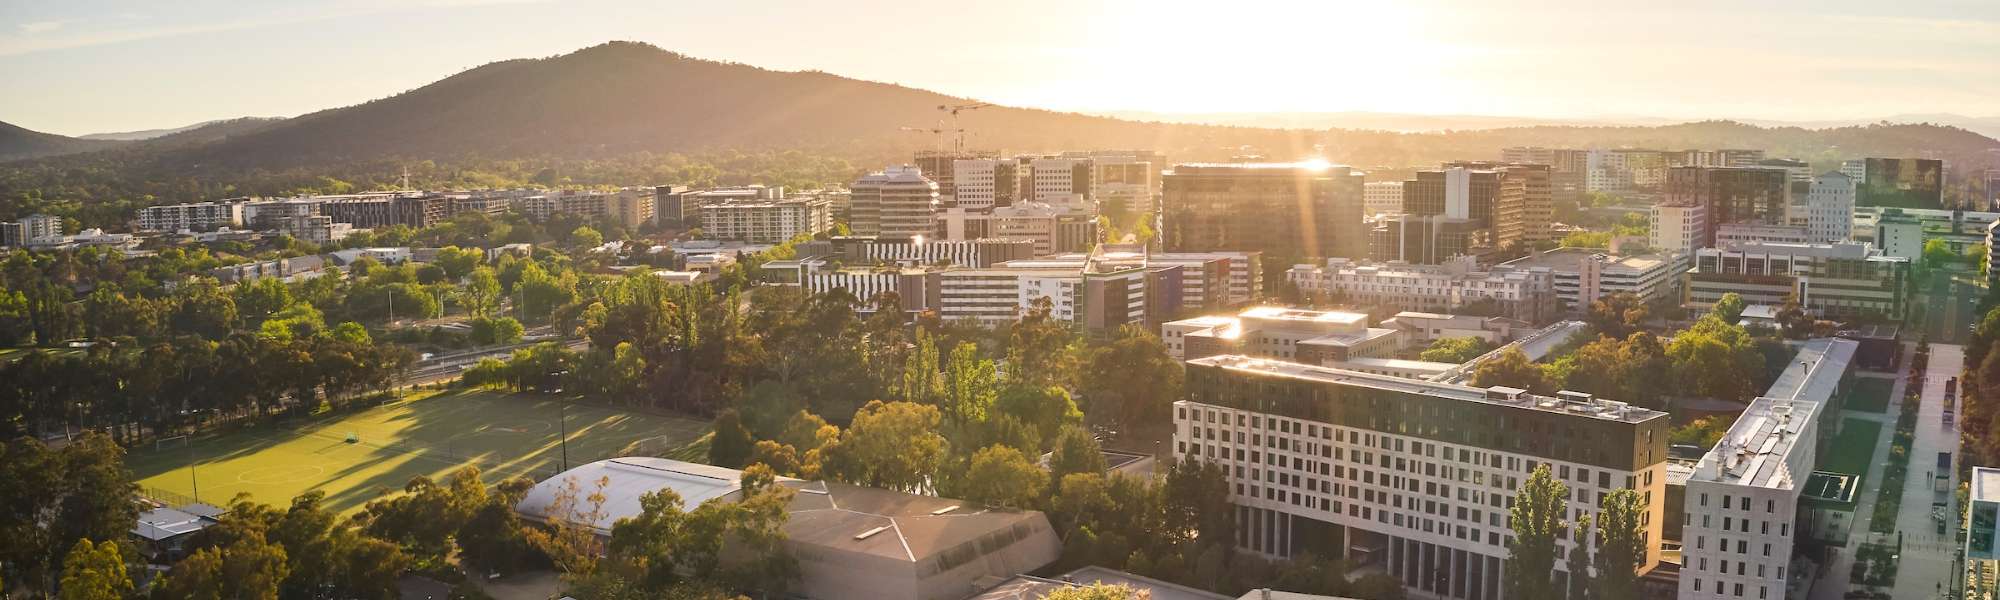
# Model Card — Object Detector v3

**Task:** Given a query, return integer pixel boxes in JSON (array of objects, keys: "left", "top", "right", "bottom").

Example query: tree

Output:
[
  {"left": 156, "top": 535, "right": 289, "bottom": 600},
  {"left": 941, "top": 342, "right": 999, "bottom": 427},
  {"left": 1349, "top": 573, "right": 1409, "bottom": 600},
  {"left": 709, "top": 409, "right": 755, "bottom": 468},
  {"left": 822, "top": 401, "right": 946, "bottom": 492},
  {"left": 899, "top": 329, "right": 946, "bottom": 406},
  {"left": 58, "top": 539, "right": 132, "bottom": 600},
  {"left": 461, "top": 266, "right": 503, "bottom": 317},
  {"left": 1592, "top": 489, "right": 1646, "bottom": 600},
  {"left": 571, "top": 226, "right": 604, "bottom": 249},
  {"left": 600, "top": 469, "right": 797, "bottom": 596},
  {"left": 0, "top": 433, "right": 138, "bottom": 594},
  {"left": 1924, "top": 238, "right": 1956, "bottom": 266},
  {"left": 953, "top": 445, "right": 1048, "bottom": 510},
  {"left": 1078, "top": 324, "right": 1183, "bottom": 430},
  {"left": 1161, "top": 456, "right": 1233, "bottom": 547},
  {"left": 1420, "top": 336, "right": 1494, "bottom": 363},
  {"left": 232, "top": 277, "right": 292, "bottom": 321},
  {"left": 1564, "top": 515, "right": 1594, "bottom": 600},
  {"left": 170, "top": 277, "right": 239, "bottom": 339},
  {"left": 994, "top": 384, "right": 1083, "bottom": 452},
  {"left": 1048, "top": 425, "right": 1108, "bottom": 483},
  {"left": 1711, "top": 292, "right": 1746, "bottom": 324},
  {"left": 1004, "top": 297, "right": 1079, "bottom": 389},
  {"left": 1585, "top": 292, "right": 1648, "bottom": 339},
  {"left": 1506, "top": 464, "right": 1567, "bottom": 600},
  {"left": 1471, "top": 347, "right": 1552, "bottom": 394},
  {"left": 470, "top": 316, "right": 525, "bottom": 346},
  {"left": 435, "top": 246, "right": 483, "bottom": 280}
]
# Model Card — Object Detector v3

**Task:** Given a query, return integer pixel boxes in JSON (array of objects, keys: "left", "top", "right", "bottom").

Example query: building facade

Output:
[
  {"left": 1687, "top": 242, "right": 1909, "bottom": 319},
  {"left": 1288, "top": 257, "right": 1558, "bottom": 324},
  {"left": 137, "top": 201, "right": 245, "bottom": 233},
  {"left": 1173, "top": 356, "right": 1669, "bottom": 600},
  {"left": 1163, "top": 163, "right": 1367, "bottom": 260},
  {"left": 851, "top": 166, "right": 940, "bottom": 238},
  {"left": 1364, "top": 181, "right": 1405, "bottom": 217},
  {"left": 1664, "top": 166, "right": 1790, "bottom": 246},
  {"left": 1805, "top": 173, "right": 1855, "bottom": 243},
  {"left": 699, "top": 196, "right": 833, "bottom": 243}
]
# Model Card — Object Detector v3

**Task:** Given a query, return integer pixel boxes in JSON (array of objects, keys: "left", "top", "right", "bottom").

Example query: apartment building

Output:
[
  {"left": 932, "top": 245, "right": 1205, "bottom": 332},
  {"left": 997, "top": 246, "right": 1261, "bottom": 308},
  {"left": 1715, "top": 223, "right": 1812, "bottom": 248},
  {"left": 1173, "top": 356, "right": 1669, "bottom": 600},
  {"left": 609, "top": 188, "right": 657, "bottom": 229},
  {"left": 796, "top": 236, "right": 1038, "bottom": 269},
  {"left": 1679, "top": 338, "right": 1855, "bottom": 600},
  {"left": 1093, "top": 156, "right": 1156, "bottom": 216},
  {"left": 1687, "top": 242, "right": 1909, "bottom": 320},
  {"left": 0, "top": 214, "right": 63, "bottom": 248},
  {"left": 1364, "top": 181, "right": 1405, "bottom": 217},
  {"left": 851, "top": 166, "right": 940, "bottom": 238},
  {"left": 1163, "top": 162, "right": 1367, "bottom": 259},
  {"left": 137, "top": 201, "right": 245, "bottom": 233},
  {"left": 1499, "top": 247, "right": 1681, "bottom": 310},
  {"left": 1679, "top": 149, "right": 1767, "bottom": 168},
  {"left": 914, "top": 150, "right": 997, "bottom": 204},
  {"left": 319, "top": 193, "right": 447, "bottom": 229},
  {"left": 240, "top": 198, "right": 322, "bottom": 229},
  {"left": 1028, "top": 157, "right": 1094, "bottom": 206},
  {"left": 698, "top": 196, "right": 833, "bottom": 243},
  {"left": 802, "top": 268, "right": 942, "bottom": 314},
  {"left": 1287, "top": 257, "right": 1558, "bottom": 324}
]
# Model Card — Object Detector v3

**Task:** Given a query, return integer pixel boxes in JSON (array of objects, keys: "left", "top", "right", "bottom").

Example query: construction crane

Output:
[
  {"left": 900, "top": 125, "right": 963, "bottom": 153},
  {"left": 936, "top": 103, "right": 991, "bottom": 152}
]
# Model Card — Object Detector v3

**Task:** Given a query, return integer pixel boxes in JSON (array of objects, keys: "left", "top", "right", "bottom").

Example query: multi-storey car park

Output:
[{"left": 1172, "top": 355, "right": 1670, "bottom": 600}]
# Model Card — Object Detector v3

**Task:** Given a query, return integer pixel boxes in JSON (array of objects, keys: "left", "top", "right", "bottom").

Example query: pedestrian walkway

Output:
[
  {"left": 1811, "top": 369, "right": 1908, "bottom": 600},
  {"left": 1889, "top": 343, "right": 1964, "bottom": 600}
]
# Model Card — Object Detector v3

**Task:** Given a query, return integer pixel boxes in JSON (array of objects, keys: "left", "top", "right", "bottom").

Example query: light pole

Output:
[
  {"left": 187, "top": 439, "right": 199, "bottom": 503},
  {"left": 559, "top": 401, "right": 569, "bottom": 472}
]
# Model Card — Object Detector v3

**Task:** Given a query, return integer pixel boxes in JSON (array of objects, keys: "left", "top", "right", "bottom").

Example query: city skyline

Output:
[{"left": 2, "top": 0, "right": 1997, "bottom": 136}]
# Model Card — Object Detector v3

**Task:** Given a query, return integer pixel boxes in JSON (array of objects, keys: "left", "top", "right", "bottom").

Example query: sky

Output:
[{"left": 2, "top": 0, "right": 1997, "bottom": 136}]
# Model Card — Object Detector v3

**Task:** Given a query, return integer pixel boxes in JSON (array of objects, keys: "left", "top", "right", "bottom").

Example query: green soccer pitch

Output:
[{"left": 127, "top": 389, "right": 712, "bottom": 514}]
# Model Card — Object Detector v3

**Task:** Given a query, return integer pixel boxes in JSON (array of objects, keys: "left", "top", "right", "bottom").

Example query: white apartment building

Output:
[
  {"left": 1839, "top": 160, "right": 1866, "bottom": 182},
  {"left": 999, "top": 248, "right": 1262, "bottom": 309},
  {"left": 1364, "top": 181, "right": 1405, "bottom": 217},
  {"left": 1, "top": 213, "right": 64, "bottom": 247},
  {"left": 1499, "top": 247, "right": 1680, "bottom": 309},
  {"left": 698, "top": 196, "right": 833, "bottom": 243},
  {"left": 850, "top": 166, "right": 940, "bottom": 238},
  {"left": 1652, "top": 203, "right": 1709, "bottom": 255},
  {"left": 1287, "top": 257, "right": 1557, "bottom": 324},
  {"left": 1174, "top": 356, "right": 1669, "bottom": 600},
  {"left": 1680, "top": 338, "right": 1855, "bottom": 600},
  {"left": 1805, "top": 173, "right": 1855, "bottom": 243},
  {"left": 138, "top": 201, "right": 245, "bottom": 233}
]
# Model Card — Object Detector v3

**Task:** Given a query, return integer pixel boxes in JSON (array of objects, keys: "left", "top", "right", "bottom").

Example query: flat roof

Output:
[
  {"left": 1298, "top": 327, "right": 1401, "bottom": 349},
  {"left": 1762, "top": 338, "right": 1858, "bottom": 405},
  {"left": 1187, "top": 354, "right": 1665, "bottom": 424},
  {"left": 133, "top": 506, "right": 214, "bottom": 542},
  {"left": 1975, "top": 468, "right": 2000, "bottom": 503},
  {"left": 1500, "top": 247, "right": 1673, "bottom": 272},
  {"left": 1686, "top": 395, "right": 1820, "bottom": 489},
  {"left": 1241, "top": 306, "right": 1368, "bottom": 325}
]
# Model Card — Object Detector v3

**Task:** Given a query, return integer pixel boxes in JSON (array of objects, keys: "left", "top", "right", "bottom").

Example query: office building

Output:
[
  {"left": 802, "top": 267, "right": 942, "bottom": 314},
  {"left": 1679, "top": 338, "right": 1855, "bottom": 600},
  {"left": 851, "top": 166, "right": 940, "bottom": 238},
  {"left": 1364, "top": 181, "right": 1405, "bottom": 217},
  {"left": 1499, "top": 247, "right": 1680, "bottom": 310},
  {"left": 1971, "top": 468, "right": 2000, "bottom": 599},
  {"left": 1664, "top": 166, "right": 1790, "bottom": 245},
  {"left": 1367, "top": 214, "right": 1477, "bottom": 265},
  {"left": 698, "top": 195, "right": 833, "bottom": 243},
  {"left": 1651, "top": 203, "right": 1709, "bottom": 255},
  {"left": 951, "top": 158, "right": 1024, "bottom": 210},
  {"left": 1716, "top": 223, "right": 1812, "bottom": 248},
  {"left": 935, "top": 202, "right": 1099, "bottom": 255},
  {"left": 1287, "top": 257, "right": 1558, "bottom": 324},
  {"left": 1857, "top": 157, "right": 1945, "bottom": 209},
  {"left": 1805, "top": 173, "right": 1855, "bottom": 243},
  {"left": 1688, "top": 242, "right": 1908, "bottom": 319},
  {"left": 1870, "top": 209, "right": 1925, "bottom": 261},
  {"left": 1500, "top": 147, "right": 1589, "bottom": 210},
  {"left": 654, "top": 185, "right": 697, "bottom": 225},
  {"left": 1028, "top": 157, "right": 1094, "bottom": 206},
  {"left": 1163, "top": 162, "right": 1367, "bottom": 260},
  {"left": 934, "top": 245, "right": 1211, "bottom": 332},
  {"left": 998, "top": 247, "right": 1262, "bottom": 308},
  {"left": 517, "top": 457, "right": 1059, "bottom": 600},
  {"left": 609, "top": 188, "right": 657, "bottom": 229},
  {"left": 1404, "top": 167, "right": 1501, "bottom": 231},
  {"left": 797, "top": 236, "right": 1038, "bottom": 269},
  {"left": 914, "top": 150, "right": 997, "bottom": 205},
  {"left": 1093, "top": 155, "right": 1156, "bottom": 216},
  {"left": 1752, "top": 158, "right": 1812, "bottom": 183},
  {"left": 137, "top": 201, "right": 245, "bottom": 233},
  {"left": 1678, "top": 149, "right": 1766, "bottom": 169},
  {"left": 1173, "top": 356, "right": 1669, "bottom": 600},
  {"left": 1160, "top": 306, "right": 1402, "bottom": 365}
]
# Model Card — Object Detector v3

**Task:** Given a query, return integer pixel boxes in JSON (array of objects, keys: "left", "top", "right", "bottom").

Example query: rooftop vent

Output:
[
  {"left": 930, "top": 505, "right": 961, "bottom": 515},
  {"left": 854, "top": 526, "right": 891, "bottom": 540}
]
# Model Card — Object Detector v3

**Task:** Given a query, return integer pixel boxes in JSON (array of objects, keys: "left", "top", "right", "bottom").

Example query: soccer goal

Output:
[{"left": 154, "top": 435, "right": 190, "bottom": 452}]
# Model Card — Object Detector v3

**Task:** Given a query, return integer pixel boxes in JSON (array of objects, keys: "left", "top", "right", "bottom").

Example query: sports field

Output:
[{"left": 127, "top": 389, "right": 711, "bottom": 514}]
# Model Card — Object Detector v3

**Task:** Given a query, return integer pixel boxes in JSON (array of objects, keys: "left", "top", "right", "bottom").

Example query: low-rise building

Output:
[
  {"left": 1378, "top": 311, "right": 1529, "bottom": 347},
  {"left": 138, "top": 201, "right": 244, "bottom": 233},
  {"left": 1715, "top": 223, "right": 1812, "bottom": 248},
  {"left": 1287, "top": 256, "right": 1558, "bottom": 324},
  {"left": 797, "top": 236, "right": 1037, "bottom": 269},
  {"left": 1, "top": 213, "right": 64, "bottom": 247},
  {"left": 1499, "top": 247, "right": 1680, "bottom": 310},
  {"left": 1161, "top": 306, "right": 1403, "bottom": 365},
  {"left": 516, "top": 458, "right": 1060, "bottom": 600},
  {"left": 1687, "top": 242, "right": 1909, "bottom": 320},
  {"left": 935, "top": 202, "right": 1100, "bottom": 255}
]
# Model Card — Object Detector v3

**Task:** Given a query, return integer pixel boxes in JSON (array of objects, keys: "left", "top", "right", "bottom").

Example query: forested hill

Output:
[
  {"left": 2, "top": 41, "right": 1995, "bottom": 226},
  {"left": 0, "top": 121, "right": 121, "bottom": 162}
]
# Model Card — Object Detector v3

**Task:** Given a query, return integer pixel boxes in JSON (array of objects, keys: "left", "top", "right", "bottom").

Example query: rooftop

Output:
[
  {"left": 1975, "top": 468, "right": 2000, "bottom": 503},
  {"left": 1240, "top": 306, "right": 1367, "bottom": 326},
  {"left": 1762, "top": 338, "right": 1858, "bottom": 405},
  {"left": 516, "top": 457, "right": 1054, "bottom": 563},
  {"left": 1499, "top": 247, "right": 1673, "bottom": 272},
  {"left": 1188, "top": 354, "right": 1665, "bottom": 424},
  {"left": 1688, "top": 338, "right": 1857, "bottom": 490},
  {"left": 133, "top": 506, "right": 217, "bottom": 542}
]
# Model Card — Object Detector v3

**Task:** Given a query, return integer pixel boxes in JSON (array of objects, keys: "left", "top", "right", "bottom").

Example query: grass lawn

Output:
[
  {"left": 1822, "top": 418, "right": 1883, "bottom": 484},
  {"left": 127, "top": 389, "right": 712, "bottom": 514},
  {"left": 1845, "top": 378, "right": 1895, "bottom": 414}
]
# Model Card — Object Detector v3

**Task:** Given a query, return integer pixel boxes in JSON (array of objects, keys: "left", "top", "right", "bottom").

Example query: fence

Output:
[{"left": 140, "top": 486, "right": 202, "bottom": 509}]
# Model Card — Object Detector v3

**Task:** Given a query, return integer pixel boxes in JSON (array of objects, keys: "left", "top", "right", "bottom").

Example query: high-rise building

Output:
[
  {"left": 1500, "top": 147, "right": 1588, "bottom": 214},
  {"left": 1092, "top": 156, "right": 1156, "bottom": 216},
  {"left": 0, "top": 213, "right": 63, "bottom": 248},
  {"left": 1857, "top": 157, "right": 1945, "bottom": 209},
  {"left": 914, "top": 150, "right": 998, "bottom": 205},
  {"left": 1028, "top": 157, "right": 1094, "bottom": 206},
  {"left": 1495, "top": 164, "right": 1553, "bottom": 246},
  {"left": 1367, "top": 214, "right": 1477, "bottom": 265},
  {"left": 935, "top": 202, "right": 1099, "bottom": 255},
  {"left": 1404, "top": 167, "right": 1501, "bottom": 230},
  {"left": 1163, "top": 162, "right": 1365, "bottom": 260},
  {"left": 610, "top": 188, "right": 657, "bottom": 229},
  {"left": 1364, "top": 181, "right": 1404, "bottom": 217},
  {"left": 1805, "top": 172, "right": 1856, "bottom": 243},
  {"left": 1663, "top": 166, "right": 1790, "bottom": 245},
  {"left": 850, "top": 166, "right": 940, "bottom": 238},
  {"left": 1839, "top": 160, "right": 1867, "bottom": 181},
  {"left": 951, "top": 158, "right": 1024, "bottom": 210},
  {"left": 1173, "top": 356, "right": 1667, "bottom": 599},
  {"left": 1650, "top": 203, "right": 1709, "bottom": 255}
]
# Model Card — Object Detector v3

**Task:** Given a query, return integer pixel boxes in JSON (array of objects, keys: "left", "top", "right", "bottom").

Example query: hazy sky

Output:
[{"left": 3, "top": 0, "right": 1997, "bottom": 136}]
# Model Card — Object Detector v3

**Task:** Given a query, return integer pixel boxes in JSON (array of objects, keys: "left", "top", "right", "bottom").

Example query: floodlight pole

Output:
[
  {"left": 560, "top": 403, "right": 569, "bottom": 472},
  {"left": 187, "top": 440, "right": 199, "bottom": 503}
]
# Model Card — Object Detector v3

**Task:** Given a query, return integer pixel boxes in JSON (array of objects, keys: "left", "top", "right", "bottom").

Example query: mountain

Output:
[
  {"left": 0, "top": 121, "right": 122, "bottom": 161},
  {"left": 80, "top": 119, "right": 238, "bottom": 141},
  {"left": 1092, "top": 110, "right": 1677, "bottom": 133}
]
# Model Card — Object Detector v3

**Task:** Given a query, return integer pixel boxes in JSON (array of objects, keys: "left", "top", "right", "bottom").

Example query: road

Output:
[
  {"left": 1886, "top": 343, "right": 1965, "bottom": 600},
  {"left": 399, "top": 338, "right": 588, "bottom": 386}
]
